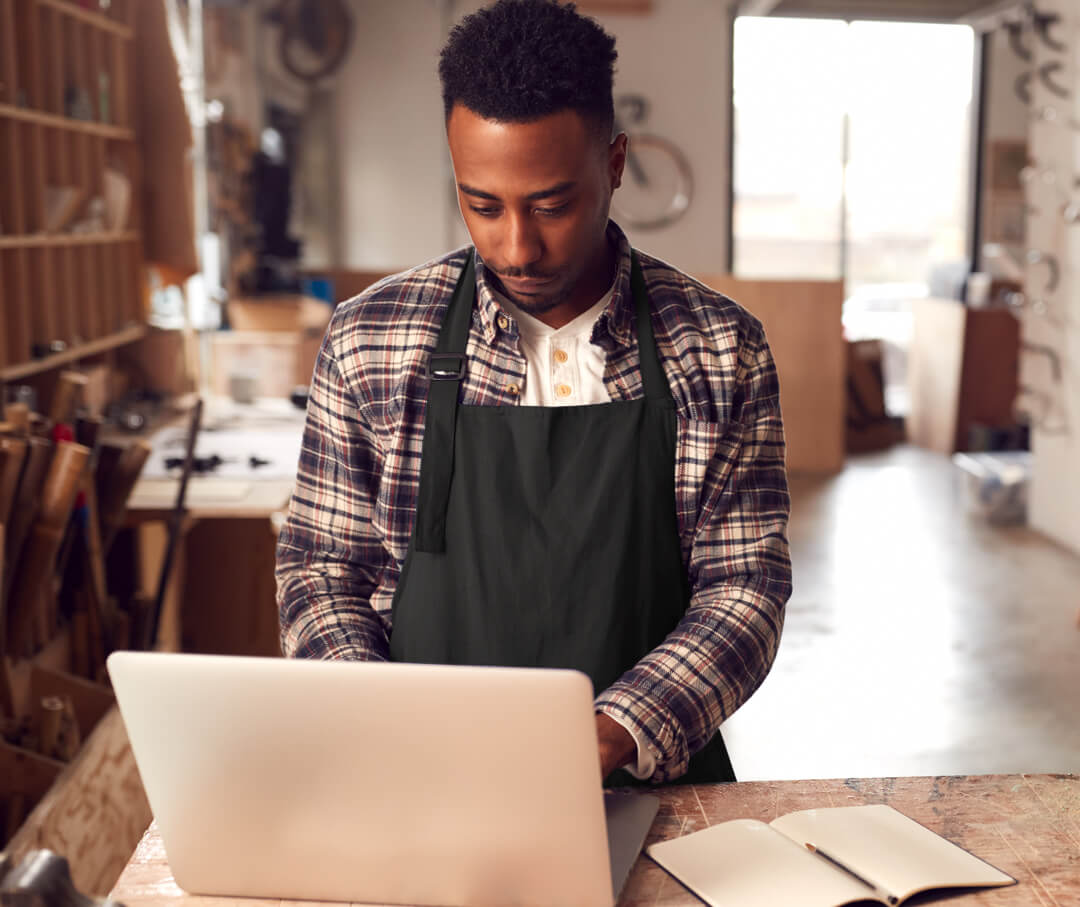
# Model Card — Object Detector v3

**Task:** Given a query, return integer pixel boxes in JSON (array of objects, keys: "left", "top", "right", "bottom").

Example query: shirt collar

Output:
[{"left": 471, "top": 220, "right": 637, "bottom": 352}]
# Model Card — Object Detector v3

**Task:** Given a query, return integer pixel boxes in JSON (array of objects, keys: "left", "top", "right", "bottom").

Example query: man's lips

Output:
[{"left": 499, "top": 274, "right": 556, "bottom": 294}]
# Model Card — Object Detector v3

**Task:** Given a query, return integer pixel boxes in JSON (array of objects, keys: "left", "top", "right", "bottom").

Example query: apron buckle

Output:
[{"left": 427, "top": 353, "right": 466, "bottom": 381}]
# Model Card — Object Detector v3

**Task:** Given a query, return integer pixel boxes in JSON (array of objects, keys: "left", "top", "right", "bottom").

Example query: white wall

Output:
[
  {"left": 1020, "top": 0, "right": 1080, "bottom": 555},
  {"left": 592, "top": 0, "right": 733, "bottom": 273},
  {"left": 335, "top": 0, "right": 461, "bottom": 269},
  {"left": 334, "top": 0, "right": 734, "bottom": 273},
  {"left": 984, "top": 26, "right": 1029, "bottom": 144}
]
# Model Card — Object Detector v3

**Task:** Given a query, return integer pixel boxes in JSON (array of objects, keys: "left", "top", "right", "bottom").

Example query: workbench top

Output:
[
  {"left": 122, "top": 395, "right": 303, "bottom": 520},
  {"left": 111, "top": 773, "right": 1078, "bottom": 906}
]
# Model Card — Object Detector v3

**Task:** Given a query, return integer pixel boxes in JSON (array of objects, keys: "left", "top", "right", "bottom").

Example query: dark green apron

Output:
[{"left": 389, "top": 251, "right": 735, "bottom": 786}]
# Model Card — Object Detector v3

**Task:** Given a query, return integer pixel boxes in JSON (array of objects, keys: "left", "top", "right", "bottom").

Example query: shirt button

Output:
[
  {"left": 497, "top": 314, "right": 511, "bottom": 331},
  {"left": 553, "top": 348, "right": 569, "bottom": 364},
  {"left": 556, "top": 383, "right": 572, "bottom": 398},
  {"left": 506, "top": 383, "right": 520, "bottom": 396}
]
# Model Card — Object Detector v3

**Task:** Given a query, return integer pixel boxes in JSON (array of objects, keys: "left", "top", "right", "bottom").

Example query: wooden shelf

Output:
[
  {"left": 0, "top": 231, "right": 139, "bottom": 250},
  {"left": 37, "top": 0, "right": 134, "bottom": 40},
  {"left": 0, "top": 324, "right": 146, "bottom": 382},
  {"left": 0, "top": 0, "right": 143, "bottom": 373},
  {"left": 0, "top": 103, "right": 134, "bottom": 140}
]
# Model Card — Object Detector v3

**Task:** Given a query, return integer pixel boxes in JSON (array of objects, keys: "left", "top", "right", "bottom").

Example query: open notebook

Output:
[{"left": 647, "top": 803, "right": 1015, "bottom": 907}]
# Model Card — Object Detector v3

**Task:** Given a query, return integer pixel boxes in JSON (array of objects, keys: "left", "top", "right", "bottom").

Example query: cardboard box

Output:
[
  {"left": 214, "top": 295, "right": 332, "bottom": 399},
  {"left": 846, "top": 339, "right": 902, "bottom": 453},
  {"left": 210, "top": 331, "right": 322, "bottom": 400}
]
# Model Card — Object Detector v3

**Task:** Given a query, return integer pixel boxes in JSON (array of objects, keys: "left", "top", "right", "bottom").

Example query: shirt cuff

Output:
[{"left": 603, "top": 709, "right": 657, "bottom": 780}]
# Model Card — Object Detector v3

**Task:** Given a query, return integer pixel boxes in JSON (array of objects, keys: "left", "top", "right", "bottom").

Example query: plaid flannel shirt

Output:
[{"left": 276, "top": 221, "right": 792, "bottom": 783}]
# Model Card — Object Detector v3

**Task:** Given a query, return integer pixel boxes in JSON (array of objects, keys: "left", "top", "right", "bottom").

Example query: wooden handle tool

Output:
[
  {"left": 98, "top": 439, "right": 152, "bottom": 552},
  {"left": 36, "top": 443, "right": 91, "bottom": 532},
  {"left": 3, "top": 437, "right": 53, "bottom": 589},
  {"left": 0, "top": 524, "right": 13, "bottom": 720},
  {"left": 5, "top": 442, "right": 90, "bottom": 655},
  {"left": 0, "top": 437, "right": 28, "bottom": 529},
  {"left": 37, "top": 695, "right": 64, "bottom": 759},
  {"left": 3, "top": 403, "right": 30, "bottom": 436},
  {"left": 49, "top": 370, "right": 89, "bottom": 425},
  {"left": 93, "top": 442, "right": 126, "bottom": 498}
]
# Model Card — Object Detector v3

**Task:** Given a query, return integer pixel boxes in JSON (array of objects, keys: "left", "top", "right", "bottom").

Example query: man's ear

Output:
[{"left": 609, "top": 133, "right": 628, "bottom": 191}]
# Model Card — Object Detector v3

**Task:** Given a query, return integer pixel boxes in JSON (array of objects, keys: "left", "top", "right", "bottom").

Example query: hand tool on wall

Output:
[
  {"left": 5, "top": 442, "right": 91, "bottom": 657},
  {"left": 140, "top": 398, "right": 203, "bottom": 651}
]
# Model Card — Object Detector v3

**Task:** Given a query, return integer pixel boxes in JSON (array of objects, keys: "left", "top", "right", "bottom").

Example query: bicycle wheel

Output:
[{"left": 611, "top": 133, "right": 693, "bottom": 230}]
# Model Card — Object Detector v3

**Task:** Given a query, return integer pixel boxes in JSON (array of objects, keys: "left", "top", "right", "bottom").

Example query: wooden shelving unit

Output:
[
  {"left": 0, "top": 0, "right": 145, "bottom": 376},
  {"left": 0, "top": 0, "right": 153, "bottom": 887}
]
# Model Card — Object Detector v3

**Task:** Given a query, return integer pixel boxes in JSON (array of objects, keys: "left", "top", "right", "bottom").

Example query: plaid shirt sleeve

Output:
[
  {"left": 275, "top": 327, "right": 393, "bottom": 662},
  {"left": 594, "top": 312, "right": 792, "bottom": 783}
]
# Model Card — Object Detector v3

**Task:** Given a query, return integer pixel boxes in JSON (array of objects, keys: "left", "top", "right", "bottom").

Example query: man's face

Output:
[{"left": 446, "top": 104, "right": 626, "bottom": 322}]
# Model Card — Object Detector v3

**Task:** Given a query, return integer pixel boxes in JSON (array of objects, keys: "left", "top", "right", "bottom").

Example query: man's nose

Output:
[{"left": 503, "top": 213, "right": 542, "bottom": 271}]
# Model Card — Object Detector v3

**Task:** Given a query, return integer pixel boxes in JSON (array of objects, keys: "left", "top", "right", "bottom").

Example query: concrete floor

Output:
[{"left": 723, "top": 444, "right": 1080, "bottom": 781}]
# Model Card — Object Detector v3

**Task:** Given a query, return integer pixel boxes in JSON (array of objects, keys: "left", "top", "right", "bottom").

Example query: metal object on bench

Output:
[{"left": 0, "top": 850, "right": 125, "bottom": 907}]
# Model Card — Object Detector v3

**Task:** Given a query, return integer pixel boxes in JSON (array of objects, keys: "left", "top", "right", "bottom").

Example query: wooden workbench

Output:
[
  {"left": 121, "top": 397, "right": 301, "bottom": 657},
  {"left": 111, "top": 774, "right": 1078, "bottom": 906}
]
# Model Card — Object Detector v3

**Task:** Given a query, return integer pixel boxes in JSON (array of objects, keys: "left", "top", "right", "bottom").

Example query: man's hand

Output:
[{"left": 596, "top": 712, "right": 638, "bottom": 780}]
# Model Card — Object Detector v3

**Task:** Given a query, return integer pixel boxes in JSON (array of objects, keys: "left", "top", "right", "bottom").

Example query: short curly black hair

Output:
[{"left": 438, "top": 0, "right": 617, "bottom": 139}]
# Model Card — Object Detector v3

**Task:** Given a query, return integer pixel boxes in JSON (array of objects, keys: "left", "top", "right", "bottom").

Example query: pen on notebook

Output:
[{"left": 804, "top": 842, "right": 899, "bottom": 905}]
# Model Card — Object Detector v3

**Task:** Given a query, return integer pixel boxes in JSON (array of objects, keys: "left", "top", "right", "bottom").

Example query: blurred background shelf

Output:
[{"left": 0, "top": 0, "right": 144, "bottom": 375}]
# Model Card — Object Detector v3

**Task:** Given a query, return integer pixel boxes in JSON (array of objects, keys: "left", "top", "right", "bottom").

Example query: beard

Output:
[
  {"left": 495, "top": 278, "right": 574, "bottom": 317},
  {"left": 490, "top": 257, "right": 588, "bottom": 317}
]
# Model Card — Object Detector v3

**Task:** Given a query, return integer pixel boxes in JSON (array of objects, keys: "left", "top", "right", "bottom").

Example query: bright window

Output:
[
  {"left": 732, "top": 16, "right": 975, "bottom": 415},
  {"left": 733, "top": 16, "right": 975, "bottom": 302}
]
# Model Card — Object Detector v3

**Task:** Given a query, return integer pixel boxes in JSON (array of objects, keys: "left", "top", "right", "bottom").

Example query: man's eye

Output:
[
  {"left": 537, "top": 203, "right": 570, "bottom": 217},
  {"left": 470, "top": 206, "right": 500, "bottom": 217}
]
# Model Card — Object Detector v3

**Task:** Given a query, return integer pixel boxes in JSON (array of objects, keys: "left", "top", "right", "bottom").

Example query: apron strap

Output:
[
  {"left": 629, "top": 252, "right": 673, "bottom": 405},
  {"left": 414, "top": 253, "right": 476, "bottom": 553}
]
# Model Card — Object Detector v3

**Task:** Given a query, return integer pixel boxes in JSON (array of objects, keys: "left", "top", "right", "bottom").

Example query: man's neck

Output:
[{"left": 534, "top": 238, "right": 617, "bottom": 330}]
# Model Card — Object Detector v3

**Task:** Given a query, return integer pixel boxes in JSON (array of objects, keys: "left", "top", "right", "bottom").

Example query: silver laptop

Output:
[{"left": 107, "top": 652, "right": 658, "bottom": 907}]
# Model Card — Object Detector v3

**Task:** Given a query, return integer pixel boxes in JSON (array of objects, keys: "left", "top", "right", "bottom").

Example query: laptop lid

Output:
[{"left": 107, "top": 652, "right": 618, "bottom": 907}]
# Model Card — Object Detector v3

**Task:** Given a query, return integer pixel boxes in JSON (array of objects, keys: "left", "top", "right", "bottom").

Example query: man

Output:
[{"left": 276, "top": 0, "right": 791, "bottom": 786}]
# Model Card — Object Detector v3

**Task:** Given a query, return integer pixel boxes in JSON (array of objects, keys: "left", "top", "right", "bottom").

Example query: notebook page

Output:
[
  {"left": 647, "top": 819, "right": 882, "bottom": 907},
  {"left": 770, "top": 805, "right": 1014, "bottom": 900}
]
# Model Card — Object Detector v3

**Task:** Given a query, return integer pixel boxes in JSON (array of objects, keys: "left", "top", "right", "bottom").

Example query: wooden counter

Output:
[{"left": 111, "top": 773, "right": 1078, "bottom": 906}]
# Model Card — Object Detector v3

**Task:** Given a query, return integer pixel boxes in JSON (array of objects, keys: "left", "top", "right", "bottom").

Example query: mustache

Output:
[{"left": 494, "top": 267, "right": 555, "bottom": 280}]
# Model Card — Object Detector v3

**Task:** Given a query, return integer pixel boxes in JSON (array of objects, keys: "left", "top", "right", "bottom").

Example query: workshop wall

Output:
[
  {"left": 334, "top": 0, "right": 464, "bottom": 270},
  {"left": 333, "top": 0, "right": 735, "bottom": 274},
  {"left": 1017, "top": 0, "right": 1080, "bottom": 554},
  {"left": 590, "top": 0, "right": 734, "bottom": 274}
]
